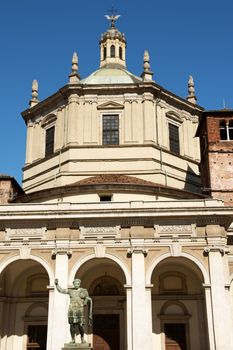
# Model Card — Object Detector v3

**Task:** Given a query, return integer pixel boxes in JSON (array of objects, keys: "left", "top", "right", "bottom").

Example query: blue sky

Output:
[{"left": 0, "top": 0, "right": 233, "bottom": 184}]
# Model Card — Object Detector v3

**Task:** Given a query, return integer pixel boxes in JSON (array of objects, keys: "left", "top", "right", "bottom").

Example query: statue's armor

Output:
[{"left": 68, "top": 288, "right": 88, "bottom": 325}]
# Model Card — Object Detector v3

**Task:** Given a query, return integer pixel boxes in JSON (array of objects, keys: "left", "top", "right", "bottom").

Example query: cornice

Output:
[
  {"left": 21, "top": 80, "right": 203, "bottom": 123},
  {"left": 0, "top": 201, "right": 233, "bottom": 229}
]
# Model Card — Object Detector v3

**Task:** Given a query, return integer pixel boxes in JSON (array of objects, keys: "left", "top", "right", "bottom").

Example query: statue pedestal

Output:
[{"left": 62, "top": 342, "right": 92, "bottom": 350}]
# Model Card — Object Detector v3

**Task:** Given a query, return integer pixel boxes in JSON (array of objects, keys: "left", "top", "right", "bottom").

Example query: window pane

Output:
[
  {"left": 220, "top": 121, "right": 227, "bottom": 140},
  {"left": 45, "top": 126, "right": 55, "bottom": 157},
  {"left": 169, "top": 123, "right": 180, "bottom": 155},
  {"left": 110, "top": 45, "right": 115, "bottom": 58},
  {"left": 229, "top": 121, "right": 233, "bottom": 140},
  {"left": 103, "top": 115, "right": 119, "bottom": 145},
  {"left": 119, "top": 47, "right": 123, "bottom": 60}
]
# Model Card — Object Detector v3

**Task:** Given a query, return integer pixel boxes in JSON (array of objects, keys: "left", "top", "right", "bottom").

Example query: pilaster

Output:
[
  {"left": 142, "top": 92, "right": 154, "bottom": 143},
  {"left": 25, "top": 120, "right": 33, "bottom": 164},
  {"left": 67, "top": 94, "right": 79, "bottom": 145},
  {"left": 204, "top": 245, "right": 233, "bottom": 349},
  {"left": 49, "top": 249, "right": 71, "bottom": 350},
  {"left": 124, "top": 285, "right": 132, "bottom": 350},
  {"left": 128, "top": 247, "right": 152, "bottom": 350},
  {"left": 56, "top": 107, "right": 64, "bottom": 150},
  {"left": 124, "top": 98, "right": 132, "bottom": 142},
  {"left": 34, "top": 121, "right": 42, "bottom": 160}
]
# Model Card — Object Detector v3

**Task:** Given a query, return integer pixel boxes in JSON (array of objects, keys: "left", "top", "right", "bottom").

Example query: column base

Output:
[{"left": 62, "top": 342, "right": 92, "bottom": 350}]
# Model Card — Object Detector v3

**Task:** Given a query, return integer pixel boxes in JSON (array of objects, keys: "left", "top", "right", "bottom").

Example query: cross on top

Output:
[
  {"left": 105, "top": 6, "right": 121, "bottom": 28},
  {"left": 108, "top": 5, "right": 118, "bottom": 17}
]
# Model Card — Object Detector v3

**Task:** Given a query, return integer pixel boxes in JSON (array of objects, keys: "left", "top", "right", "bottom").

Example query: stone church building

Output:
[{"left": 0, "top": 15, "right": 233, "bottom": 350}]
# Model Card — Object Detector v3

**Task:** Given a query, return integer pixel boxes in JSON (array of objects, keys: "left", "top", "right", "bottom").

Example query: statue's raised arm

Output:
[{"left": 54, "top": 278, "right": 69, "bottom": 294}]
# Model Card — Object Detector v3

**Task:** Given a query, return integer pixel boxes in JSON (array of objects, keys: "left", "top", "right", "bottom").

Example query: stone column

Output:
[
  {"left": 49, "top": 250, "right": 71, "bottom": 350},
  {"left": 128, "top": 248, "right": 152, "bottom": 350},
  {"left": 204, "top": 246, "right": 233, "bottom": 349}
]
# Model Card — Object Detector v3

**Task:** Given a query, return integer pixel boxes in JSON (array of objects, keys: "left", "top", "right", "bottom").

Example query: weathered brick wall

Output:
[
  {"left": 206, "top": 117, "right": 220, "bottom": 143},
  {"left": 199, "top": 113, "right": 233, "bottom": 206},
  {"left": 209, "top": 152, "right": 233, "bottom": 190},
  {"left": 207, "top": 116, "right": 233, "bottom": 205},
  {"left": 0, "top": 179, "right": 13, "bottom": 204}
]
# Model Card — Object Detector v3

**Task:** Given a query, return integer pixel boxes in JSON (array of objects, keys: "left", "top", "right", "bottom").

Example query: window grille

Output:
[
  {"left": 45, "top": 126, "right": 55, "bottom": 157},
  {"left": 168, "top": 123, "right": 180, "bottom": 154},
  {"left": 103, "top": 115, "right": 119, "bottom": 145}
]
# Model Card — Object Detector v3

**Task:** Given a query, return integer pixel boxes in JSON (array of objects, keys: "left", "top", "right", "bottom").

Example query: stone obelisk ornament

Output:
[{"left": 55, "top": 278, "right": 92, "bottom": 349}]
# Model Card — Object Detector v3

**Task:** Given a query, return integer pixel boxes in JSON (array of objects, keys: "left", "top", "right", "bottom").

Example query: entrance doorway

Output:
[
  {"left": 27, "top": 325, "right": 47, "bottom": 350},
  {"left": 164, "top": 323, "right": 187, "bottom": 350},
  {"left": 93, "top": 314, "right": 119, "bottom": 350}
]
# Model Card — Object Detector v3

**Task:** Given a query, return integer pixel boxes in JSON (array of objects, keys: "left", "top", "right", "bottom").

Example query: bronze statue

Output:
[{"left": 55, "top": 278, "right": 92, "bottom": 344}]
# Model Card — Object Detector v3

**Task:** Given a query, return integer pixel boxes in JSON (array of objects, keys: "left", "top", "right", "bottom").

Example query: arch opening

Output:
[
  {"left": 0, "top": 259, "right": 49, "bottom": 350},
  {"left": 73, "top": 257, "right": 126, "bottom": 350},
  {"left": 150, "top": 257, "right": 208, "bottom": 350}
]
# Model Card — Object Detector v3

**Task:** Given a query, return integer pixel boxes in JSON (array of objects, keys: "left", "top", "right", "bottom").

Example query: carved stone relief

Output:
[
  {"left": 5, "top": 227, "right": 46, "bottom": 240},
  {"left": 155, "top": 224, "right": 196, "bottom": 237},
  {"left": 80, "top": 226, "right": 120, "bottom": 239}
]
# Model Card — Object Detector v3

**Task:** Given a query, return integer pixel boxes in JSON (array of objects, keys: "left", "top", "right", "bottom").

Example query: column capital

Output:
[
  {"left": 68, "top": 94, "right": 79, "bottom": 104},
  {"left": 51, "top": 249, "right": 72, "bottom": 259},
  {"left": 142, "top": 92, "right": 154, "bottom": 103},
  {"left": 204, "top": 245, "right": 230, "bottom": 256},
  {"left": 127, "top": 247, "right": 148, "bottom": 257}
]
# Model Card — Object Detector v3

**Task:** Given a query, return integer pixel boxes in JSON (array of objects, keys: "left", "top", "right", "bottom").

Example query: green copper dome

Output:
[{"left": 81, "top": 65, "right": 142, "bottom": 85}]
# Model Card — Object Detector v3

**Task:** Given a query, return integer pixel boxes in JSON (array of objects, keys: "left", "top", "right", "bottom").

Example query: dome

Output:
[{"left": 81, "top": 65, "right": 142, "bottom": 85}]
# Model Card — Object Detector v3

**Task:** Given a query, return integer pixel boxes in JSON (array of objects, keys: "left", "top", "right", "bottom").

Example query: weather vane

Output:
[{"left": 105, "top": 5, "right": 121, "bottom": 28}]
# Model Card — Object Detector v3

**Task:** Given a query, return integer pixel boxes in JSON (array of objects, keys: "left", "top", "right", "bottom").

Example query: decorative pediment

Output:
[
  {"left": 166, "top": 110, "right": 183, "bottom": 123},
  {"left": 97, "top": 101, "right": 124, "bottom": 110},
  {"left": 41, "top": 114, "right": 57, "bottom": 127}
]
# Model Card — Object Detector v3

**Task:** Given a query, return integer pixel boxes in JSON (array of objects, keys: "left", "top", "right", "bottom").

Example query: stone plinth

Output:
[{"left": 62, "top": 342, "right": 92, "bottom": 350}]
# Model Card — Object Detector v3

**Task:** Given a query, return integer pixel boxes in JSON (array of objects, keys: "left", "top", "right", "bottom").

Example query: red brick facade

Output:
[
  {"left": 197, "top": 110, "right": 233, "bottom": 205},
  {"left": 0, "top": 176, "right": 24, "bottom": 204}
]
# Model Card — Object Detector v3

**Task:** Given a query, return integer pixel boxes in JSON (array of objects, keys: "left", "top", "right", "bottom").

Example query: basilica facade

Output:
[{"left": 0, "top": 15, "right": 233, "bottom": 350}]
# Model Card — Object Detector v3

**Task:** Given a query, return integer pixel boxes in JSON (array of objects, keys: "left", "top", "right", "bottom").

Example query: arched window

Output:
[
  {"left": 110, "top": 45, "right": 115, "bottom": 58},
  {"left": 119, "top": 47, "right": 123, "bottom": 60},
  {"left": 103, "top": 46, "right": 107, "bottom": 60},
  {"left": 220, "top": 121, "right": 227, "bottom": 140}
]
